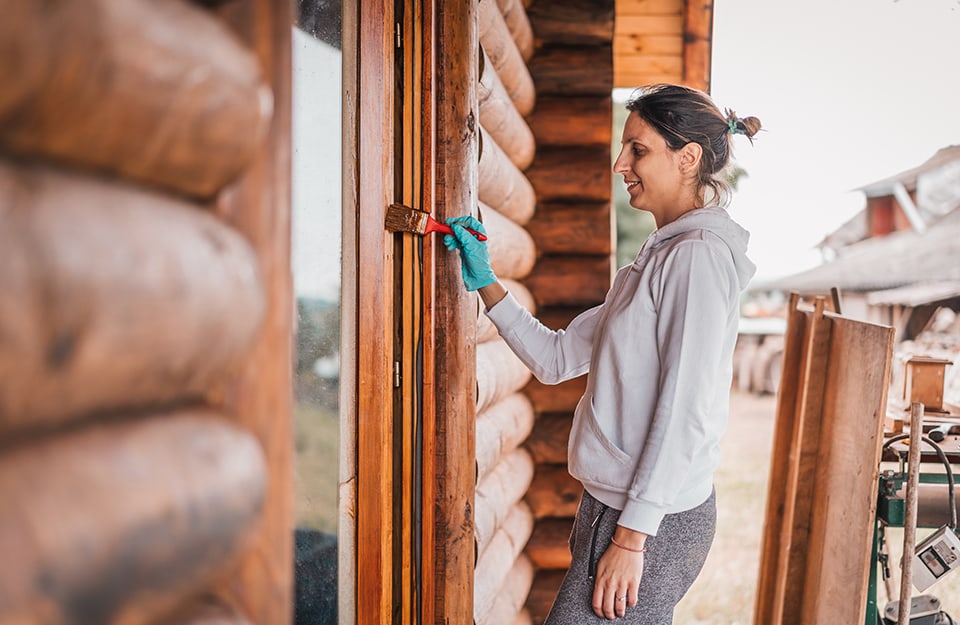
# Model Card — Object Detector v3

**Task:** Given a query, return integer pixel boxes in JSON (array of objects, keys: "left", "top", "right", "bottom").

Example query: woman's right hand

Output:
[{"left": 443, "top": 216, "right": 497, "bottom": 292}]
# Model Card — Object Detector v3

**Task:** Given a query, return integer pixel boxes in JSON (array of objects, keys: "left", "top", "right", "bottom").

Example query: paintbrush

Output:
[{"left": 384, "top": 203, "right": 487, "bottom": 241}]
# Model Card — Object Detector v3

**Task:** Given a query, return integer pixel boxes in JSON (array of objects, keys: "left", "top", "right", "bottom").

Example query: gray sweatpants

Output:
[{"left": 543, "top": 489, "right": 717, "bottom": 625}]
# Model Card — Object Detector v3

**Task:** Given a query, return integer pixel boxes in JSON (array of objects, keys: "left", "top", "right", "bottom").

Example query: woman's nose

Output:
[{"left": 612, "top": 148, "right": 628, "bottom": 174}]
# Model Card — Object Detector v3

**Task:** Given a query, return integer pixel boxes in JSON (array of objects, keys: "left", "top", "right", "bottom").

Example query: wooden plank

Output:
[
  {"left": 525, "top": 201, "right": 613, "bottom": 255},
  {"left": 615, "top": 15, "right": 684, "bottom": 36},
  {"left": 800, "top": 314, "right": 894, "bottom": 624},
  {"left": 524, "top": 377, "right": 587, "bottom": 414},
  {"left": 429, "top": 0, "right": 479, "bottom": 621},
  {"left": 528, "top": 45, "right": 613, "bottom": 96},
  {"left": 613, "top": 34, "right": 683, "bottom": 57},
  {"left": 526, "top": 96, "right": 613, "bottom": 147},
  {"left": 525, "top": 464, "right": 582, "bottom": 519},
  {"left": 526, "top": 517, "right": 575, "bottom": 569},
  {"left": 480, "top": 0, "right": 536, "bottom": 115},
  {"left": 525, "top": 413, "right": 573, "bottom": 464},
  {"left": 525, "top": 255, "right": 613, "bottom": 308},
  {"left": 614, "top": 70, "right": 684, "bottom": 89},
  {"left": 773, "top": 298, "right": 831, "bottom": 625},
  {"left": 526, "top": 0, "right": 614, "bottom": 46},
  {"left": 617, "top": 0, "right": 683, "bottom": 16},
  {"left": 1, "top": 0, "right": 271, "bottom": 199},
  {"left": 0, "top": 161, "right": 265, "bottom": 435},
  {"left": 615, "top": 54, "right": 684, "bottom": 78},
  {"left": 753, "top": 293, "right": 804, "bottom": 625},
  {"left": 526, "top": 146, "right": 612, "bottom": 202},
  {"left": 479, "top": 129, "right": 537, "bottom": 225},
  {"left": 479, "top": 48, "right": 536, "bottom": 171},
  {"left": 682, "top": 0, "right": 713, "bottom": 92},
  {"left": 0, "top": 412, "right": 266, "bottom": 625}
]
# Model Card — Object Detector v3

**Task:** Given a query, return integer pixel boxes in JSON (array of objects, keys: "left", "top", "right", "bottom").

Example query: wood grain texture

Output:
[
  {"left": 525, "top": 464, "right": 582, "bottom": 519},
  {"left": 525, "top": 255, "right": 612, "bottom": 308},
  {"left": 524, "top": 413, "right": 573, "bottom": 464},
  {"left": 476, "top": 393, "right": 537, "bottom": 482},
  {"left": 525, "top": 201, "right": 613, "bottom": 255},
  {"left": 475, "top": 448, "right": 536, "bottom": 554},
  {"left": 526, "top": 0, "right": 614, "bottom": 46},
  {"left": 496, "top": 0, "right": 535, "bottom": 61},
  {"left": 208, "top": 3, "right": 294, "bottom": 625},
  {"left": 682, "top": 0, "right": 713, "bottom": 92},
  {"left": 479, "top": 49, "right": 536, "bottom": 170},
  {"left": 526, "top": 517, "right": 575, "bottom": 569},
  {"left": 526, "top": 146, "right": 612, "bottom": 202},
  {"left": 526, "top": 96, "right": 612, "bottom": 147},
  {"left": 479, "top": 128, "right": 537, "bottom": 225},
  {"left": 529, "top": 45, "right": 614, "bottom": 96},
  {"left": 476, "top": 339, "right": 534, "bottom": 414},
  {"left": 482, "top": 202, "right": 537, "bottom": 279},
  {"left": 474, "top": 502, "right": 535, "bottom": 624},
  {"left": 0, "top": 0, "right": 271, "bottom": 199},
  {"left": 0, "top": 412, "right": 266, "bottom": 625},
  {"left": 0, "top": 162, "right": 265, "bottom": 434},
  {"left": 479, "top": 0, "right": 536, "bottom": 115},
  {"left": 524, "top": 376, "right": 587, "bottom": 414}
]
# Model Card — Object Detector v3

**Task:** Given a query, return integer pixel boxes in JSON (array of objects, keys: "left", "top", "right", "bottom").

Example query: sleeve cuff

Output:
[
  {"left": 484, "top": 291, "right": 527, "bottom": 329},
  {"left": 618, "top": 499, "right": 667, "bottom": 536}
]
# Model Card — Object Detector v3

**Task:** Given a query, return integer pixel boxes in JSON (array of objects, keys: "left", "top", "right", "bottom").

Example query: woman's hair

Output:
[{"left": 625, "top": 84, "right": 761, "bottom": 207}]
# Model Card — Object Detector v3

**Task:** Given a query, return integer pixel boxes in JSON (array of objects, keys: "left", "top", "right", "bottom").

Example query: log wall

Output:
[
  {"left": 522, "top": 0, "right": 615, "bottom": 621},
  {"left": 0, "top": 2, "right": 291, "bottom": 624}
]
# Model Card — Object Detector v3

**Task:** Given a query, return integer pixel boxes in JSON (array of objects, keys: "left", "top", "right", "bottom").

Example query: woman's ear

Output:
[{"left": 679, "top": 142, "right": 703, "bottom": 172}]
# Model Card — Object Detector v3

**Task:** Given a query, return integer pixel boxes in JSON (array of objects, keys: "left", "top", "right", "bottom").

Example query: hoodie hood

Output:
[{"left": 640, "top": 206, "right": 757, "bottom": 289}]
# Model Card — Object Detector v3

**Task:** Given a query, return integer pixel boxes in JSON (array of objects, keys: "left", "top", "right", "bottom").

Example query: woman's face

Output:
[{"left": 613, "top": 111, "right": 697, "bottom": 227}]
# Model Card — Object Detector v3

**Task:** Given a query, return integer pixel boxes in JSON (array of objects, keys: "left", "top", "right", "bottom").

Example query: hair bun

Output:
[{"left": 724, "top": 109, "right": 762, "bottom": 142}]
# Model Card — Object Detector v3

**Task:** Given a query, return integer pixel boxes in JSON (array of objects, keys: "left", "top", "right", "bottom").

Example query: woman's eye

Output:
[{"left": 632, "top": 147, "right": 644, "bottom": 157}]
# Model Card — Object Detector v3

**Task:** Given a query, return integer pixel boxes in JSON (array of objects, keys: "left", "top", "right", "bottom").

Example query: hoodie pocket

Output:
[{"left": 568, "top": 395, "right": 632, "bottom": 486}]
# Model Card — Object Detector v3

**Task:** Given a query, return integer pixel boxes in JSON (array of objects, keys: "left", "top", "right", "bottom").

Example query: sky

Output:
[
  {"left": 704, "top": 0, "right": 960, "bottom": 280},
  {"left": 293, "top": 1, "right": 960, "bottom": 298}
]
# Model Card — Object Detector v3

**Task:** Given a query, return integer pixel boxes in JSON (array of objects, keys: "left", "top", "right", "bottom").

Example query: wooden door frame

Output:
[{"left": 343, "top": 0, "right": 478, "bottom": 623}]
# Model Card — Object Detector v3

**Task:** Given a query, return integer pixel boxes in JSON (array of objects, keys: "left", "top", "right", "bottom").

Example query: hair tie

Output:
[{"left": 727, "top": 116, "right": 742, "bottom": 136}]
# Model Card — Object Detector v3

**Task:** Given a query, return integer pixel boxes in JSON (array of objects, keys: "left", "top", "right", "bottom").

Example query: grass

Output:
[
  {"left": 674, "top": 390, "right": 960, "bottom": 625},
  {"left": 294, "top": 402, "right": 339, "bottom": 533}
]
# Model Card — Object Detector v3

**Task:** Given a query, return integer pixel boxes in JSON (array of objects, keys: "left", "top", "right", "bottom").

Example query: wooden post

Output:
[
  {"left": 897, "top": 402, "right": 924, "bottom": 625},
  {"left": 682, "top": 0, "right": 713, "bottom": 92}
]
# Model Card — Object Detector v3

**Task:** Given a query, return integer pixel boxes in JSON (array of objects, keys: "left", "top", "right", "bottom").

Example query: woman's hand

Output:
[
  {"left": 592, "top": 529, "right": 648, "bottom": 619},
  {"left": 443, "top": 216, "right": 496, "bottom": 292}
]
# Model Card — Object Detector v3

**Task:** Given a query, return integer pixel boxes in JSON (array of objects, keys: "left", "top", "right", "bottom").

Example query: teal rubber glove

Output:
[{"left": 443, "top": 216, "right": 497, "bottom": 292}]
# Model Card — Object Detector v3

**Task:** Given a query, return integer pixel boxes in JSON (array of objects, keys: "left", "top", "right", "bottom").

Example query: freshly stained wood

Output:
[
  {"left": 526, "top": 0, "right": 614, "bottom": 46},
  {"left": 476, "top": 555, "right": 535, "bottom": 625},
  {"left": 526, "top": 517, "right": 575, "bottom": 569},
  {"left": 477, "top": 279, "right": 536, "bottom": 343},
  {"left": 476, "top": 393, "right": 536, "bottom": 482},
  {"left": 0, "top": 412, "right": 266, "bottom": 625},
  {"left": 525, "top": 255, "right": 612, "bottom": 308},
  {"left": 526, "top": 146, "right": 613, "bottom": 202},
  {"left": 496, "top": 0, "right": 535, "bottom": 62},
  {"left": 525, "top": 201, "right": 613, "bottom": 255},
  {"left": 479, "top": 129, "right": 537, "bottom": 225},
  {"left": 479, "top": 49, "right": 536, "bottom": 171},
  {"left": 482, "top": 202, "right": 537, "bottom": 279},
  {"left": 526, "top": 96, "right": 613, "bottom": 147},
  {"left": 529, "top": 45, "right": 614, "bottom": 96},
  {"left": 476, "top": 448, "right": 536, "bottom": 554},
  {"left": 525, "top": 464, "right": 582, "bottom": 518},
  {"left": 524, "top": 377, "right": 587, "bottom": 414},
  {"left": 479, "top": 0, "right": 536, "bottom": 115},
  {"left": 525, "top": 413, "right": 573, "bottom": 464},
  {"left": 0, "top": 0, "right": 271, "bottom": 199},
  {"left": 476, "top": 339, "right": 534, "bottom": 413},
  {"left": 474, "top": 502, "right": 535, "bottom": 624},
  {"left": 0, "top": 162, "right": 265, "bottom": 433}
]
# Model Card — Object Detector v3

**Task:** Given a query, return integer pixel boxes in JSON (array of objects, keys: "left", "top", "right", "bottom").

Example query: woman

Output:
[{"left": 445, "top": 84, "right": 761, "bottom": 623}]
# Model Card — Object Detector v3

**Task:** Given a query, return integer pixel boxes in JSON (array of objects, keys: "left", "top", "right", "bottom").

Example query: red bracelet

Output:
[{"left": 610, "top": 536, "right": 647, "bottom": 553}]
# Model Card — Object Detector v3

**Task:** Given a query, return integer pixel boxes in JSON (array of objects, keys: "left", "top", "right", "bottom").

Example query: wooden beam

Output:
[
  {"left": 476, "top": 393, "right": 536, "bottom": 482},
  {"left": 496, "top": 0, "right": 535, "bottom": 62},
  {"left": 0, "top": 412, "right": 265, "bottom": 625},
  {"left": 617, "top": 0, "right": 683, "bottom": 15},
  {"left": 525, "top": 201, "right": 613, "bottom": 255},
  {"left": 210, "top": 3, "right": 294, "bottom": 625},
  {"left": 1, "top": 0, "right": 271, "bottom": 199},
  {"left": 475, "top": 449, "right": 536, "bottom": 554},
  {"left": 525, "top": 464, "right": 581, "bottom": 519},
  {"left": 526, "top": 146, "right": 612, "bottom": 202},
  {"left": 525, "top": 569, "right": 565, "bottom": 624},
  {"left": 682, "top": 0, "right": 713, "bottom": 92},
  {"left": 479, "top": 0, "right": 536, "bottom": 115},
  {"left": 526, "top": 96, "right": 612, "bottom": 147},
  {"left": 476, "top": 555, "right": 535, "bottom": 625},
  {"left": 526, "top": 517, "right": 575, "bottom": 569},
  {"left": 613, "top": 33, "right": 683, "bottom": 57},
  {"left": 526, "top": 0, "right": 614, "bottom": 46},
  {"left": 615, "top": 15, "right": 683, "bottom": 35},
  {"left": 524, "top": 413, "right": 572, "bottom": 464},
  {"left": 524, "top": 376, "right": 587, "bottom": 414},
  {"left": 474, "top": 502, "right": 535, "bottom": 624},
  {"left": 483, "top": 203, "right": 537, "bottom": 279},
  {"left": 479, "top": 49, "right": 536, "bottom": 170},
  {"left": 477, "top": 339, "right": 534, "bottom": 414},
  {"left": 529, "top": 45, "right": 613, "bottom": 96},
  {"left": 0, "top": 161, "right": 265, "bottom": 435},
  {"left": 524, "top": 255, "right": 612, "bottom": 308}
]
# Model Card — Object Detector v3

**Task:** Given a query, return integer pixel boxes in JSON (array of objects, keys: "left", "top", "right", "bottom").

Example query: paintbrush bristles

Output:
[{"left": 384, "top": 203, "right": 430, "bottom": 234}]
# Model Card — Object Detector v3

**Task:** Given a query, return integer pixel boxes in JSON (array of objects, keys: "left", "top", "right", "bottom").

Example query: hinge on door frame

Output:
[
  {"left": 395, "top": 21, "right": 401, "bottom": 49},
  {"left": 393, "top": 361, "right": 401, "bottom": 388}
]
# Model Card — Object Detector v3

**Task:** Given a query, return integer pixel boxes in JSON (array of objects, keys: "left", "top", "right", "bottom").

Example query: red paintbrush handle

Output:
[{"left": 425, "top": 216, "right": 488, "bottom": 241}]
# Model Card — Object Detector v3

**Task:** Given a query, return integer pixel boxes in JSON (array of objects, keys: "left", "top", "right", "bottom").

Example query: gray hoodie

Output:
[{"left": 486, "top": 206, "right": 756, "bottom": 535}]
